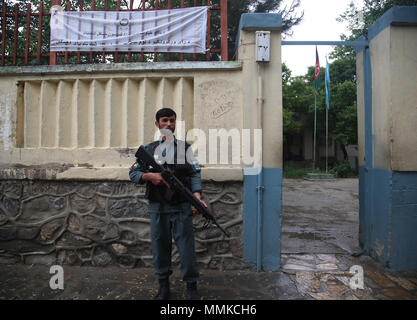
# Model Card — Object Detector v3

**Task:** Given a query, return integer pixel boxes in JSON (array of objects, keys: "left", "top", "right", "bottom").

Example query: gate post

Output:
[
  {"left": 236, "top": 13, "right": 283, "bottom": 271},
  {"left": 356, "top": 6, "right": 417, "bottom": 270}
]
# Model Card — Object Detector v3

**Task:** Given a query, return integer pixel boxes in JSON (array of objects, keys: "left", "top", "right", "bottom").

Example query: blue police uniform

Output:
[{"left": 129, "top": 137, "right": 202, "bottom": 283}]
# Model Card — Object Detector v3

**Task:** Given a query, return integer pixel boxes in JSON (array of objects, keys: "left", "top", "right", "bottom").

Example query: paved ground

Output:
[
  {"left": 1, "top": 254, "right": 417, "bottom": 300},
  {"left": 282, "top": 178, "right": 360, "bottom": 255},
  {"left": 1, "top": 178, "right": 417, "bottom": 300}
]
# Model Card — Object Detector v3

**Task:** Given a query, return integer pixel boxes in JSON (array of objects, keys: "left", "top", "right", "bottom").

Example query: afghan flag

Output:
[
  {"left": 325, "top": 57, "right": 330, "bottom": 109},
  {"left": 314, "top": 46, "right": 320, "bottom": 92},
  {"left": 131, "top": 161, "right": 140, "bottom": 170}
]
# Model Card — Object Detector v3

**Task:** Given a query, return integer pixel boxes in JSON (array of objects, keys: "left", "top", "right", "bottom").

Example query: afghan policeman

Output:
[{"left": 129, "top": 108, "right": 206, "bottom": 300}]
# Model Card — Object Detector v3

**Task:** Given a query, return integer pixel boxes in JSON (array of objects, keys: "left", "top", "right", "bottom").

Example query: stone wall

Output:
[
  {"left": 0, "top": 180, "right": 246, "bottom": 270},
  {"left": 0, "top": 13, "right": 286, "bottom": 271}
]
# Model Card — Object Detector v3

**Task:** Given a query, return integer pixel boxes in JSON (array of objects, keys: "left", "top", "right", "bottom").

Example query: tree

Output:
[
  {"left": 304, "top": 58, "right": 358, "bottom": 160},
  {"left": 282, "top": 59, "right": 357, "bottom": 163},
  {"left": 1, "top": 0, "right": 151, "bottom": 65},
  {"left": 227, "top": 0, "right": 303, "bottom": 59},
  {"left": 282, "top": 0, "right": 417, "bottom": 166},
  {"left": 1, "top": 0, "right": 46, "bottom": 65},
  {"left": 332, "top": 0, "right": 417, "bottom": 59},
  {"left": 0, "top": 0, "right": 304, "bottom": 65},
  {"left": 330, "top": 80, "right": 357, "bottom": 159},
  {"left": 339, "top": 0, "right": 417, "bottom": 37},
  {"left": 329, "top": 0, "right": 417, "bottom": 157},
  {"left": 282, "top": 63, "right": 315, "bottom": 160}
]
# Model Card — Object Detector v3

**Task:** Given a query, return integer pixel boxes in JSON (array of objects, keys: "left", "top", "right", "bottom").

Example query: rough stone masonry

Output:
[{"left": 0, "top": 180, "right": 246, "bottom": 270}]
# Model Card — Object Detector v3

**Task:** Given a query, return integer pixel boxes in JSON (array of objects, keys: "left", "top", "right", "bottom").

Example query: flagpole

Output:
[
  {"left": 313, "top": 92, "right": 317, "bottom": 172},
  {"left": 325, "top": 55, "right": 330, "bottom": 174},
  {"left": 313, "top": 46, "right": 320, "bottom": 173},
  {"left": 326, "top": 106, "right": 328, "bottom": 173}
]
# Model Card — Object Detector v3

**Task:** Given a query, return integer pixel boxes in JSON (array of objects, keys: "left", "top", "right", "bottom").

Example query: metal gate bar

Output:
[{"left": 281, "top": 40, "right": 368, "bottom": 47}]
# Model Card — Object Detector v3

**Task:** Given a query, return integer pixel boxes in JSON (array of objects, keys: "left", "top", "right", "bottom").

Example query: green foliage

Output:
[
  {"left": 330, "top": 0, "right": 417, "bottom": 62},
  {"left": 329, "top": 57, "right": 356, "bottom": 84},
  {"left": 282, "top": 109, "right": 299, "bottom": 136},
  {"left": 332, "top": 86, "right": 357, "bottom": 146},
  {"left": 339, "top": 0, "right": 417, "bottom": 38},
  {"left": 329, "top": 160, "right": 353, "bottom": 178},
  {"left": 283, "top": 167, "right": 310, "bottom": 179},
  {"left": 333, "top": 0, "right": 417, "bottom": 58},
  {"left": 283, "top": 162, "right": 309, "bottom": 179},
  {"left": 282, "top": 62, "right": 316, "bottom": 146},
  {"left": 282, "top": 57, "right": 358, "bottom": 162},
  {"left": 1, "top": 0, "right": 303, "bottom": 65},
  {"left": 283, "top": 161, "right": 327, "bottom": 179},
  {"left": 325, "top": 0, "right": 417, "bottom": 155},
  {"left": 302, "top": 56, "right": 358, "bottom": 147},
  {"left": 282, "top": 0, "right": 417, "bottom": 166},
  {"left": 228, "top": 0, "right": 303, "bottom": 59}
]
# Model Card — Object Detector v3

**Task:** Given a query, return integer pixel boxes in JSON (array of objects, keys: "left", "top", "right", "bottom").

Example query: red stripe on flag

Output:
[{"left": 314, "top": 47, "right": 320, "bottom": 81}]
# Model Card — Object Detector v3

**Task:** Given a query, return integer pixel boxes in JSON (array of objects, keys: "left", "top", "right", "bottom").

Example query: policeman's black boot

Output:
[
  {"left": 154, "top": 278, "right": 170, "bottom": 300},
  {"left": 186, "top": 282, "right": 200, "bottom": 300}
]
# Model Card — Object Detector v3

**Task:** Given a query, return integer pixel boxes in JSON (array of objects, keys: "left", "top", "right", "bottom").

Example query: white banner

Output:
[{"left": 50, "top": 6, "right": 208, "bottom": 53}]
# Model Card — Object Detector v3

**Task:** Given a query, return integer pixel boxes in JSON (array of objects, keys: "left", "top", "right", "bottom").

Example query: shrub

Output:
[{"left": 330, "top": 160, "right": 351, "bottom": 178}]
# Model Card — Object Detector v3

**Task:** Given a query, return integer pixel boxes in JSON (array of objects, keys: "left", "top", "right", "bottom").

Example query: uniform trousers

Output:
[{"left": 149, "top": 202, "right": 200, "bottom": 282}]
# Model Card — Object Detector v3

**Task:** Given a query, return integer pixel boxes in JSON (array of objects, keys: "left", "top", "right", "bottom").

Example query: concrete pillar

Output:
[
  {"left": 356, "top": 6, "right": 417, "bottom": 270},
  {"left": 237, "top": 13, "right": 283, "bottom": 271}
]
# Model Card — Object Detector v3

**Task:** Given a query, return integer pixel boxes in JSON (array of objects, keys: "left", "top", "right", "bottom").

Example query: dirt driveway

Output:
[{"left": 281, "top": 178, "right": 360, "bottom": 255}]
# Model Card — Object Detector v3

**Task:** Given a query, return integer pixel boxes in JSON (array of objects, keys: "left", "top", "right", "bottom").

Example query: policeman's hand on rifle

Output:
[
  {"left": 192, "top": 192, "right": 207, "bottom": 215},
  {"left": 142, "top": 172, "right": 170, "bottom": 188}
]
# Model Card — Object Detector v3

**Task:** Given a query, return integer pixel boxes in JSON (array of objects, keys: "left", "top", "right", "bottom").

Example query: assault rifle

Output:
[{"left": 135, "top": 145, "right": 230, "bottom": 238}]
